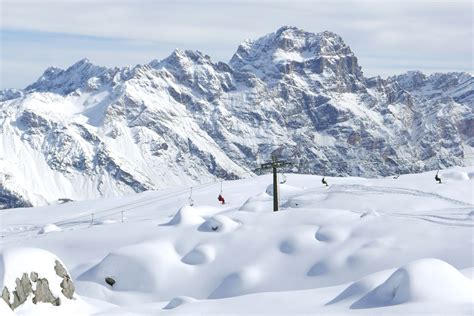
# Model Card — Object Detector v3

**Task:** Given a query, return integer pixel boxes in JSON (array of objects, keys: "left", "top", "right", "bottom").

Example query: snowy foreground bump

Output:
[
  {"left": 0, "top": 248, "right": 78, "bottom": 313},
  {"left": 351, "top": 258, "right": 474, "bottom": 308},
  {"left": 0, "top": 167, "right": 473, "bottom": 314}
]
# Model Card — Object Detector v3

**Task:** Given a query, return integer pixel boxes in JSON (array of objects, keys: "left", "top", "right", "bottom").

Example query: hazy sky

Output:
[{"left": 1, "top": 0, "right": 472, "bottom": 89}]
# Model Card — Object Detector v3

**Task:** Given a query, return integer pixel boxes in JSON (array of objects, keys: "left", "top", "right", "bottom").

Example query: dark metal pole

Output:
[
  {"left": 260, "top": 155, "right": 291, "bottom": 213},
  {"left": 273, "top": 164, "right": 278, "bottom": 212}
]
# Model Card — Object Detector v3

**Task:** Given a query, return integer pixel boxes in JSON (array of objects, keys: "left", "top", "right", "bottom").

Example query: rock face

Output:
[
  {"left": 32, "top": 278, "right": 60, "bottom": 306},
  {"left": 55, "top": 261, "right": 75, "bottom": 299},
  {"left": 2, "top": 273, "right": 64, "bottom": 310},
  {"left": 0, "top": 248, "right": 75, "bottom": 311},
  {"left": 0, "top": 26, "right": 472, "bottom": 208}
]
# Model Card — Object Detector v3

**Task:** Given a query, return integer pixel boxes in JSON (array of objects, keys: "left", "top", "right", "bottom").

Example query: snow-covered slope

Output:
[
  {"left": 1, "top": 167, "right": 473, "bottom": 315},
  {"left": 1, "top": 26, "right": 473, "bottom": 208}
]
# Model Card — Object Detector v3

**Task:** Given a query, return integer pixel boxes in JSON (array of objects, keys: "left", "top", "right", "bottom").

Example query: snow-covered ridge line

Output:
[{"left": 0, "top": 26, "right": 473, "bottom": 209}]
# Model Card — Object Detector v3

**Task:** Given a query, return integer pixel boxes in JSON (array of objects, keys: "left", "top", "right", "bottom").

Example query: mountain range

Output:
[{"left": 1, "top": 26, "right": 472, "bottom": 209}]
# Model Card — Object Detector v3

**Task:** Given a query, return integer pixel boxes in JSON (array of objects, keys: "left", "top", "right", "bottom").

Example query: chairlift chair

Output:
[{"left": 217, "top": 179, "right": 225, "bottom": 204}]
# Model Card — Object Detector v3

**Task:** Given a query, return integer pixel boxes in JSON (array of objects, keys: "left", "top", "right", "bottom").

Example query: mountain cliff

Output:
[{"left": 1, "top": 26, "right": 472, "bottom": 208}]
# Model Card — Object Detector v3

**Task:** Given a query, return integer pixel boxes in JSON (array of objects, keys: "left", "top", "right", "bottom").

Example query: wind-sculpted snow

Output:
[
  {"left": 1, "top": 168, "right": 473, "bottom": 314},
  {"left": 0, "top": 26, "right": 472, "bottom": 208}
]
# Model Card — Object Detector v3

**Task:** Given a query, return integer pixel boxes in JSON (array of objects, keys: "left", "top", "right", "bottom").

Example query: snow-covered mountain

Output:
[{"left": 1, "top": 26, "right": 473, "bottom": 208}]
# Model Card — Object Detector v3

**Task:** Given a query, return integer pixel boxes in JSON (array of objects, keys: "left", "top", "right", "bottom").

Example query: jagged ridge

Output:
[{"left": 0, "top": 26, "right": 472, "bottom": 208}]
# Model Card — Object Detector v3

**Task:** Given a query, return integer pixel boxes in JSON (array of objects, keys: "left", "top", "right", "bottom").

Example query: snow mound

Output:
[
  {"left": 360, "top": 210, "right": 380, "bottom": 218},
  {"left": 93, "top": 219, "right": 117, "bottom": 225},
  {"left": 78, "top": 241, "right": 179, "bottom": 292},
  {"left": 208, "top": 267, "right": 262, "bottom": 299},
  {"left": 315, "top": 226, "right": 348, "bottom": 242},
  {"left": 265, "top": 183, "right": 303, "bottom": 198},
  {"left": 38, "top": 223, "right": 62, "bottom": 234},
  {"left": 442, "top": 171, "right": 470, "bottom": 181},
  {"left": 285, "top": 193, "right": 328, "bottom": 208},
  {"left": 279, "top": 228, "right": 319, "bottom": 254},
  {"left": 181, "top": 244, "right": 216, "bottom": 265},
  {"left": 197, "top": 215, "right": 240, "bottom": 232},
  {"left": 352, "top": 258, "right": 474, "bottom": 308},
  {"left": 239, "top": 192, "right": 273, "bottom": 212},
  {"left": 163, "top": 296, "right": 197, "bottom": 310},
  {"left": 164, "top": 205, "right": 205, "bottom": 226}
]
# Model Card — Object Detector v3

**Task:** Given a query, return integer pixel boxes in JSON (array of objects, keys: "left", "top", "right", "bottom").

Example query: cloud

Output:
[{"left": 1, "top": 0, "right": 472, "bottom": 89}]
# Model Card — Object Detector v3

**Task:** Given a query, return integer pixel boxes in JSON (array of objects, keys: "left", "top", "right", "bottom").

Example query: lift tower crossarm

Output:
[{"left": 260, "top": 155, "right": 293, "bottom": 212}]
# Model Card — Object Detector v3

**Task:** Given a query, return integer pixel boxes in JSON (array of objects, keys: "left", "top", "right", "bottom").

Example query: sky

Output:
[{"left": 0, "top": 0, "right": 472, "bottom": 89}]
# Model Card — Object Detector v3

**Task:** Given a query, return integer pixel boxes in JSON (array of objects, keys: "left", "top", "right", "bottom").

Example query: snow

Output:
[
  {"left": 38, "top": 224, "right": 62, "bottom": 234},
  {"left": 352, "top": 258, "right": 474, "bottom": 308},
  {"left": 0, "top": 166, "right": 473, "bottom": 315}
]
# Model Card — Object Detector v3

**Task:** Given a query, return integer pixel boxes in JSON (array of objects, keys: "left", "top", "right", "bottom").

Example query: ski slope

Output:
[{"left": 1, "top": 167, "right": 473, "bottom": 315}]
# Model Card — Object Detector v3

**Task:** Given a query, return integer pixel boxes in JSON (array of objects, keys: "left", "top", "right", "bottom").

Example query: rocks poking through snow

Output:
[{"left": 0, "top": 248, "right": 75, "bottom": 311}]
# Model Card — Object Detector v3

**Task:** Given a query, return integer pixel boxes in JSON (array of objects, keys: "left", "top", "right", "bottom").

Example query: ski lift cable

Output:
[{"left": 1, "top": 168, "right": 258, "bottom": 241}]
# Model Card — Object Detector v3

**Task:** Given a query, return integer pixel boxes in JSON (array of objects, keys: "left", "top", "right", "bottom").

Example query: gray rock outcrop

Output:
[
  {"left": 32, "top": 278, "right": 60, "bottom": 306},
  {"left": 1, "top": 261, "right": 75, "bottom": 310}
]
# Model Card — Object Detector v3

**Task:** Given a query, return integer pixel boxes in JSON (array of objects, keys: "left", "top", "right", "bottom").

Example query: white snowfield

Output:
[{"left": 1, "top": 167, "right": 473, "bottom": 315}]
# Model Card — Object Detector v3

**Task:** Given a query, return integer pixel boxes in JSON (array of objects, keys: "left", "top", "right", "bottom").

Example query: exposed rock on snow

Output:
[
  {"left": 32, "top": 277, "right": 60, "bottom": 306},
  {"left": 105, "top": 277, "right": 116, "bottom": 287},
  {"left": 197, "top": 215, "right": 240, "bottom": 232},
  {"left": 0, "top": 248, "right": 75, "bottom": 311}
]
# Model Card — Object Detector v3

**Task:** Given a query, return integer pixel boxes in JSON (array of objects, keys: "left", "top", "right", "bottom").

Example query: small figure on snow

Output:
[
  {"left": 218, "top": 194, "right": 225, "bottom": 204},
  {"left": 322, "top": 177, "right": 328, "bottom": 187},
  {"left": 435, "top": 172, "right": 442, "bottom": 184}
]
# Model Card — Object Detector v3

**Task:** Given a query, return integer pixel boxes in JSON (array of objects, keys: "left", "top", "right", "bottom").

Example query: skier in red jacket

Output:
[{"left": 218, "top": 194, "right": 225, "bottom": 204}]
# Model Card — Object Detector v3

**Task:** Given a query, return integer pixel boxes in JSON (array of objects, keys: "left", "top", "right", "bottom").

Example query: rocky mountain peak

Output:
[
  {"left": 229, "top": 27, "right": 363, "bottom": 91},
  {"left": 0, "top": 27, "right": 471, "bottom": 209},
  {"left": 25, "top": 58, "right": 113, "bottom": 95},
  {"left": 390, "top": 71, "right": 427, "bottom": 91},
  {"left": 153, "top": 49, "right": 213, "bottom": 70}
]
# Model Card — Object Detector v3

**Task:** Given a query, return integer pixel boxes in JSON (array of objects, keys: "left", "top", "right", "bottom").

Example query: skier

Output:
[
  {"left": 218, "top": 194, "right": 225, "bottom": 204},
  {"left": 435, "top": 172, "right": 442, "bottom": 184},
  {"left": 322, "top": 177, "right": 328, "bottom": 186}
]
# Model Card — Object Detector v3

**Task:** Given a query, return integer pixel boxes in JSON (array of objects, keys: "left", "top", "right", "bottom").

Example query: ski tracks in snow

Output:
[{"left": 286, "top": 184, "right": 474, "bottom": 227}]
